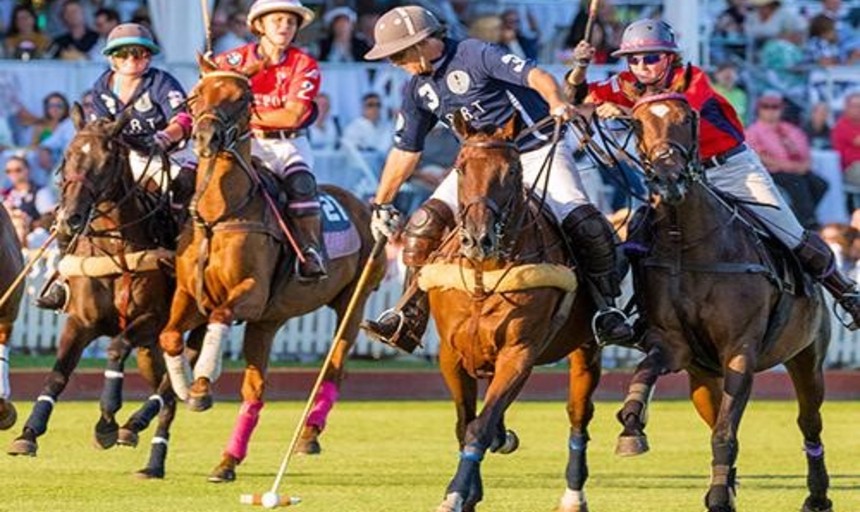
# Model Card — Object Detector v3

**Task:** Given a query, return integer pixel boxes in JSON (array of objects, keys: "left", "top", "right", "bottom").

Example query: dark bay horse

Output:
[
  {"left": 7, "top": 106, "right": 182, "bottom": 479},
  {"left": 0, "top": 206, "right": 24, "bottom": 430},
  {"left": 421, "top": 114, "right": 600, "bottom": 512},
  {"left": 612, "top": 87, "right": 832, "bottom": 512},
  {"left": 158, "top": 56, "right": 385, "bottom": 482}
]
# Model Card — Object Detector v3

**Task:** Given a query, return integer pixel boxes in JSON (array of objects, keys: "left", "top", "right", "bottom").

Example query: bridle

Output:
[{"left": 630, "top": 92, "right": 701, "bottom": 186}]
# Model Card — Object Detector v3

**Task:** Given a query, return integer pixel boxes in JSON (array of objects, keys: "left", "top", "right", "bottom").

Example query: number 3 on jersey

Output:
[
  {"left": 418, "top": 83, "right": 440, "bottom": 111},
  {"left": 501, "top": 54, "right": 526, "bottom": 74}
]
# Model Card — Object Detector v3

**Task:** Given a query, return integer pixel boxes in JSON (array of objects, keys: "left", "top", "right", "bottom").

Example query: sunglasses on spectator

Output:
[
  {"left": 627, "top": 54, "right": 663, "bottom": 66},
  {"left": 365, "top": 101, "right": 381, "bottom": 108},
  {"left": 111, "top": 47, "right": 151, "bottom": 60},
  {"left": 47, "top": 101, "right": 66, "bottom": 108},
  {"left": 5, "top": 166, "right": 24, "bottom": 174},
  {"left": 760, "top": 102, "right": 783, "bottom": 109}
]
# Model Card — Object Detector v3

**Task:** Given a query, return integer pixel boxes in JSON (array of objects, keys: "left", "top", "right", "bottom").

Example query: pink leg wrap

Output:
[
  {"left": 224, "top": 401, "right": 264, "bottom": 462},
  {"left": 306, "top": 381, "right": 339, "bottom": 431}
]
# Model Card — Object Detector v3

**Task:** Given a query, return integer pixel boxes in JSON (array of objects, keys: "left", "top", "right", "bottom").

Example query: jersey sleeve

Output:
[
  {"left": 393, "top": 84, "right": 438, "bottom": 153},
  {"left": 153, "top": 72, "right": 189, "bottom": 117},
  {"left": 284, "top": 53, "right": 321, "bottom": 108},
  {"left": 476, "top": 40, "right": 535, "bottom": 88}
]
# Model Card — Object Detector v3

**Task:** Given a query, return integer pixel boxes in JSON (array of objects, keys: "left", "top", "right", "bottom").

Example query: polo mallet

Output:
[
  {"left": 0, "top": 229, "right": 57, "bottom": 311},
  {"left": 583, "top": 0, "right": 601, "bottom": 44},
  {"left": 240, "top": 236, "right": 387, "bottom": 509},
  {"left": 200, "top": 0, "right": 213, "bottom": 55}
]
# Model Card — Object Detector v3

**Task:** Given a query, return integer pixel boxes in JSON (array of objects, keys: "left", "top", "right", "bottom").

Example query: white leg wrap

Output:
[
  {"left": 0, "top": 345, "right": 9, "bottom": 400},
  {"left": 435, "top": 492, "right": 464, "bottom": 512},
  {"left": 164, "top": 353, "right": 192, "bottom": 401},
  {"left": 194, "top": 323, "right": 229, "bottom": 383},
  {"left": 560, "top": 489, "right": 587, "bottom": 510}
]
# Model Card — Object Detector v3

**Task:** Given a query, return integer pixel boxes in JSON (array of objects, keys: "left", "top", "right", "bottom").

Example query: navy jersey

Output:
[
  {"left": 92, "top": 68, "right": 189, "bottom": 153},
  {"left": 395, "top": 38, "right": 554, "bottom": 153}
]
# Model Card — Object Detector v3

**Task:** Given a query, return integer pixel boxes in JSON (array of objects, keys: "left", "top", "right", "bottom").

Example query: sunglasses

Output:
[
  {"left": 627, "top": 54, "right": 663, "bottom": 66},
  {"left": 47, "top": 101, "right": 66, "bottom": 108},
  {"left": 365, "top": 102, "right": 381, "bottom": 108},
  {"left": 5, "top": 166, "right": 24, "bottom": 174},
  {"left": 760, "top": 103, "right": 783, "bottom": 109},
  {"left": 111, "top": 47, "right": 151, "bottom": 60}
]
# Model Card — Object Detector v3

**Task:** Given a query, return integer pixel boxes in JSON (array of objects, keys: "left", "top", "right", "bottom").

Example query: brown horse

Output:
[
  {"left": 420, "top": 114, "right": 600, "bottom": 512},
  {"left": 158, "top": 56, "right": 385, "bottom": 482},
  {"left": 7, "top": 106, "right": 182, "bottom": 479},
  {"left": 612, "top": 89, "right": 833, "bottom": 512},
  {"left": 0, "top": 206, "right": 24, "bottom": 430}
]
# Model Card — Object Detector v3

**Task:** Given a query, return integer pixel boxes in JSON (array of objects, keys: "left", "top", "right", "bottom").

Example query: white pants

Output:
[
  {"left": 705, "top": 147, "right": 806, "bottom": 248},
  {"left": 130, "top": 146, "right": 197, "bottom": 194},
  {"left": 251, "top": 135, "right": 314, "bottom": 178},
  {"left": 430, "top": 138, "right": 591, "bottom": 223}
]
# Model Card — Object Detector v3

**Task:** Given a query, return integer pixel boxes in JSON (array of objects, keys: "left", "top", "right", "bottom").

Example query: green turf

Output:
[{"left": 1, "top": 400, "right": 858, "bottom": 512}]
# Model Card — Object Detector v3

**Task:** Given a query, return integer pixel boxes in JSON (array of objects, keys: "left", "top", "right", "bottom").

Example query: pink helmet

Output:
[
  {"left": 247, "top": 0, "right": 315, "bottom": 31},
  {"left": 612, "top": 19, "right": 680, "bottom": 58}
]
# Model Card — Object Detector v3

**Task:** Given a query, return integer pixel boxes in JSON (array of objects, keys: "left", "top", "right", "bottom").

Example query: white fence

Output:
[{"left": 8, "top": 249, "right": 860, "bottom": 369}]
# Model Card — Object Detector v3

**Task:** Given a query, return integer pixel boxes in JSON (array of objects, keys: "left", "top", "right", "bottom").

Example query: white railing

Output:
[{"left": 8, "top": 249, "right": 860, "bottom": 369}]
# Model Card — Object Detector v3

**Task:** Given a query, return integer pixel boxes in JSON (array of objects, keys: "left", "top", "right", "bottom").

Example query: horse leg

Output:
[
  {"left": 558, "top": 344, "right": 601, "bottom": 512},
  {"left": 688, "top": 369, "right": 723, "bottom": 429},
  {"left": 437, "top": 347, "right": 534, "bottom": 512},
  {"left": 8, "top": 319, "right": 95, "bottom": 456},
  {"left": 615, "top": 343, "right": 667, "bottom": 457},
  {"left": 0, "top": 324, "right": 17, "bottom": 430},
  {"left": 129, "top": 343, "right": 177, "bottom": 480},
  {"left": 188, "top": 308, "right": 236, "bottom": 412},
  {"left": 785, "top": 344, "right": 833, "bottom": 512},
  {"left": 160, "top": 289, "right": 206, "bottom": 401},
  {"left": 704, "top": 351, "right": 756, "bottom": 512},
  {"left": 208, "top": 321, "right": 277, "bottom": 484},
  {"left": 93, "top": 335, "right": 133, "bottom": 449}
]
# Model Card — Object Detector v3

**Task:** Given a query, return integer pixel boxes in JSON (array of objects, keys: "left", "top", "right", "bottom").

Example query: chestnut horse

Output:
[
  {"left": 159, "top": 57, "right": 385, "bottom": 482},
  {"left": 0, "top": 206, "right": 24, "bottom": 430},
  {"left": 612, "top": 88, "right": 832, "bottom": 512},
  {"left": 419, "top": 114, "right": 601, "bottom": 512},
  {"left": 7, "top": 106, "right": 183, "bottom": 479}
]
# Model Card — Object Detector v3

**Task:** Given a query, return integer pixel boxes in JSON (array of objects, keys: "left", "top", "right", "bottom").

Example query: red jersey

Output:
[
  {"left": 216, "top": 43, "right": 321, "bottom": 131},
  {"left": 586, "top": 66, "right": 745, "bottom": 159}
]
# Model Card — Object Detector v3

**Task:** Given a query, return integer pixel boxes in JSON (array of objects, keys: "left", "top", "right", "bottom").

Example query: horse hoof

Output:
[
  {"left": 557, "top": 504, "right": 589, "bottom": 512},
  {"left": 0, "top": 400, "right": 17, "bottom": 430},
  {"left": 296, "top": 437, "right": 321, "bottom": 455},
  {"left": 495, "top": 430, "right": 519, "bottom": 455},
  {"left": 135, "top": 467, "right": 165, "bottom": 479},
  {"left": 7, "top": 436, "right": 37, "bottom": 457},
  {"left": 615, "top": 434, "right": 649, "bottom": 457},
  {"left": 93, "top": 417, "right": 120, "bottom": 449},
  {"left": 436, "top": 492, "right": 464, "bottom": 512},
  {"left": 187, "top": 393, "right": 213, "bottom": 412},
  {"left": 207, "top": 467, "right": 236, "bottom": 483},
  {"left": 117, "top": 428, "right": 139, "bottom": 448},
  {"left": 802, "top": 496, "right": 833, "bottom": 512}
]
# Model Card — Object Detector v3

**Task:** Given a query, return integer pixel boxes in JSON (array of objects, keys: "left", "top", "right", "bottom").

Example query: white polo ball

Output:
[{"left": 261, "top": 492, "right": 280, "bottom": 509}]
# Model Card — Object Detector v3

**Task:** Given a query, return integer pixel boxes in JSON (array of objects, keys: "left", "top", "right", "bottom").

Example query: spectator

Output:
[
  {"left": 17, "top": 92, "right": 70, "bottom": 148},
  {"left": 342, "top": 92, "right": 391, "bottom": 156},
  {"left": 47, "top": 0, "right": 100, "bottom": 60},
  {"left": 714, "top": 0, "right": 748, "bottom": 41},
  {"left": 29, "top": 146, "right": 54, "bottom": 189},
  {"left": 746, "top": 0, "right": 807, "bottom": 48},
  {"left": 214, "top": 10, "right": 252, "bottom": 54},
  {"left": 746, "top": 91, "right": 827, "bottom": 229},
  {"left": 712, "top": 62, "right": 748, "bottom": 124},
  {"left": 759, "top": 27, "right": 808, "bottom": 110},
  {"left": 832, "top": 91, "right": 860, "bottom": 187},
  {"left": 820, "top": 222, "right": 859, "bottom": 273},
  {"left": 308, "top": 93, "right": 342, "bottom": 150},
  {"left": 318, "top": 6, "right": 370, "bottom": 62},
  {"left": 4, "top": 5, "right": 51, "bottom": 60},
  {"left": 90, "top": 7, "right": 121, "bottom": 58},
  {"left": 1, "top": 156, "right": 56, "bottom": 240},
  {"left": 356, "top": 12, "right": 379, "bottom": 45},
  {"left": 499, "top": 8, "right": 540, "bottom": 61},
  {"left": 562, "top": 0, "right": 620, "bottom": 64},
  {"left": 468, "top": 15, "right": 502, "bottom": 44},
  {"left": 805, "top": 101, "right": 833, "bottom": 150},
  {"left": 805, "top": 14, "right": 842, "bottom": 66}
]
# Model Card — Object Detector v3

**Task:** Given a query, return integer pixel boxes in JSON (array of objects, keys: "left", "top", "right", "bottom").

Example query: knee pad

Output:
[
  {"left": 283, "top": 170, "right": 317, "bottom": 201},
  {"left": 403, "top": 199, "right": 455, "bottom": 267}
]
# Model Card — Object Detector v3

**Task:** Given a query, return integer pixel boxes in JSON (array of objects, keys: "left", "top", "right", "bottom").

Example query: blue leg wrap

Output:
[
  {"left": 566, "top": 433, "right": 589, "bottom": 490},
  {"left": 24, "top": 397, "right": 55, "bottom": 436}
]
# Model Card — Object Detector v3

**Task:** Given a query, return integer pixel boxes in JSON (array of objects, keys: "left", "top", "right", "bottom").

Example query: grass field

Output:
[{"left": 1, "top": 400, "right": 858, "bottom": 512}]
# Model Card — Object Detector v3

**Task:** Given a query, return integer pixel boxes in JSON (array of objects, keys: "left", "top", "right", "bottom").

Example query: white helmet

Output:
[{"left": 247, "top": 0, "right": 315, "bottom": 31}]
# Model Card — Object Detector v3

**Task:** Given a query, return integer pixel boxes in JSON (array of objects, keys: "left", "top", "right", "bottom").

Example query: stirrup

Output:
[
  {"left": 362, "top": 308, "right": 405, "bottom": 344},
  {"left": 591, "top": 306, "right": 631, "bottom": 347},
  {"left": 295, "top": 247, "right": 328, "bottom": 283},
  {"left": 835, "top": 292, "right": 860, "bottom": 331}
]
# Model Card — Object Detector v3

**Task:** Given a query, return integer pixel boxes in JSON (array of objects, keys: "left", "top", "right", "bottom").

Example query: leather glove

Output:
[
  {"left": 370, "top": 203, "right": 402, "bottom": 242},
  {"left": 573, "top": 41, "right": 595, "bottom": 67},
  {"left": 152, "top": 130, "right": 173, "bottom": 151}
]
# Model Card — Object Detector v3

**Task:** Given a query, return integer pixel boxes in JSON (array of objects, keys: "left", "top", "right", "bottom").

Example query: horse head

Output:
[
  {"left": 190, "top": 53, "right": 256, "bottom": 158},
  {"left": 452, "top": 111, "right": 521, "bottom": 262},
  {"left": 59, "top": 103, "right": 131, "bottom": 234},
  {"left": 623, "top": 68, "right": 699, "bottom": 206}
]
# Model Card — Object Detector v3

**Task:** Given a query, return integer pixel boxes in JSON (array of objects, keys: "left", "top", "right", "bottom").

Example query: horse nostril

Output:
[
  {"left": 67, "top": 213, "right": 84, "bottom": 231},
  {"left": 479, "top": 235, "right": 494, "bottom": 252},
  {"left": 460, "top": 234, "right": 474, "bottom": 248}
]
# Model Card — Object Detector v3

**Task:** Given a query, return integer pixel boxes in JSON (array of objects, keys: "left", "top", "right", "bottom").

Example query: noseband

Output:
[
  {"left": 193, "top": 71, "right": 253, "bottom": 151},
  {"left": 631, "top": 92, "right": 701, "bottom": 183}
]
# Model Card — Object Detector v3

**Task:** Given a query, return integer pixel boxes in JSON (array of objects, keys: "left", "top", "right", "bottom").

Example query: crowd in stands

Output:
[{"left": 5, "top": 0, "right": 860, "bottom": 279}]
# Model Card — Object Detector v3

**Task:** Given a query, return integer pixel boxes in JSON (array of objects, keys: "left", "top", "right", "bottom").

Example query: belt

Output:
[
  {"left": 702, "top": 143, "right": 747, "bottom": 170},
  {"left": 253, "top": 129, "right": 307, "bottom": 140}
]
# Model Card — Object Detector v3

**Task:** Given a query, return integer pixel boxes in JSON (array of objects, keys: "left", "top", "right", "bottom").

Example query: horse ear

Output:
[
  {"left": 197, "top": 51, "right": 217, "bottom": 74},
  {"left": 71, "top": 102, "right": 86, "bottom": 131},
  {"left": 109, "top": 108, "right": 132, "bottom": 137},
  {"left": 451, "top": 110, "right": 474, "bottom": 139},
  {"left": 499, "top": 111, "right": 518, "bottom": 141},
  {"left": 621, "top": 79, "right": 643, "bottom": 104},
  {"left": 667, "top": 63, "right": 692, "bottom": 94},
  {"left": 240, "top": 60, "right": 264, "bottom": 78}
]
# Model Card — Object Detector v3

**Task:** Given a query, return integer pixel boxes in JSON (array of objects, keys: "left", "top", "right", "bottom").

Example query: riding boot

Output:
[
  {"left": 35, "top": 229, "right": 73, "bottom": 311},
  {"left": 794, "top": 231, "right": 860, "bottom": 330},
  {"left": 292, "top": 211, "right": 327, "bottom": 283},
  {"left": 361, "top": 199, "right": 454, "bottom": 352},
  {"left": 562, "top": 204, "right": 635, "bottom": 346}
]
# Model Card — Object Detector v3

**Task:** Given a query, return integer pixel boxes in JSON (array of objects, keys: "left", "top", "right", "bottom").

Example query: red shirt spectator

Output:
[{"left": 831, "top": 92, "right": 860, "bottom": 183}]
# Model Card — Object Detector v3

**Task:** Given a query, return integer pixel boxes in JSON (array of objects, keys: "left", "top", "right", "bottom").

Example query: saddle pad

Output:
[
  {"left": 417, "top": 263, "right": 578, "bottom": 293},
  {"left": 320, "top": 193, "right": 360, "bottom": 259}
]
